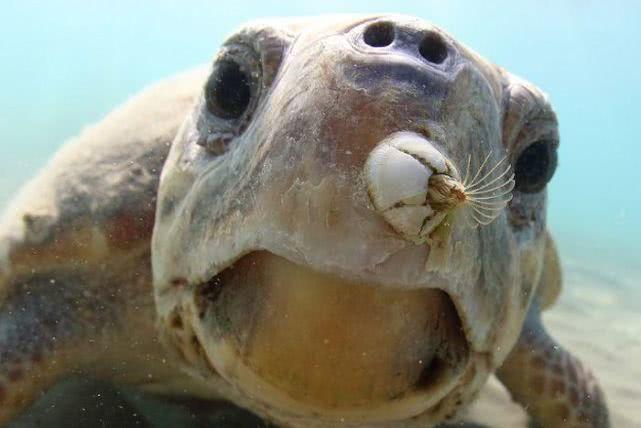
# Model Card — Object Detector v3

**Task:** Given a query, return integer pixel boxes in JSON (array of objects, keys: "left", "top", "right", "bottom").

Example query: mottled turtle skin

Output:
[{"left": 0, "top": 15, "right": 609, "bottom": 428}]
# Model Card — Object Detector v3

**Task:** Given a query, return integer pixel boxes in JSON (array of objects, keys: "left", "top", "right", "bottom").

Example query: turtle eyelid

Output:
[
  {"left": 224, "top": 27, "right": 294, "bottom": 87},
  {"left": 501, "top": 80, "right": 560, "bottom": 154}
]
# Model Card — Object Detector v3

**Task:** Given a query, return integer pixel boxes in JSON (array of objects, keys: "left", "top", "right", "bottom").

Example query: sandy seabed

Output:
[
  {"left": 10, "top": 257, "right": 641, "bottom": 428},
  {"left": 462, "top": 256, "right": 641, "bottom": 428}
]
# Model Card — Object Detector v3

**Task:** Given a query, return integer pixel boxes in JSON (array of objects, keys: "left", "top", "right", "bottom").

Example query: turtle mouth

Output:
[{"left": 192, "top": 250, "right": 470, "bottom": 421}]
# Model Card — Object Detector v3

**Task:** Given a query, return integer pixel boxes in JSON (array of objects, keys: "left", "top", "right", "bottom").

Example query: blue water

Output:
[{"left": 1, "top": 0, "right": 640, "bottom": 266}]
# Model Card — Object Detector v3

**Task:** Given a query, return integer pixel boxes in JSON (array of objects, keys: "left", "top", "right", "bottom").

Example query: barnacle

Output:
[{"left": 365, "top": 132, "right": 515, "bottom": 249}]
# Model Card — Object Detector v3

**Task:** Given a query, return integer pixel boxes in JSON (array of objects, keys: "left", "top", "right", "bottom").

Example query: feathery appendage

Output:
[{"left": 459, "top": 152, "right": 515, "bottom": 228}]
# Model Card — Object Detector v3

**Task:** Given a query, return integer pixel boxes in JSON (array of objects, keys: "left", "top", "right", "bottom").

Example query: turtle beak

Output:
[{"left": 192, "top": 250, "right": 470, "bottom": 422}]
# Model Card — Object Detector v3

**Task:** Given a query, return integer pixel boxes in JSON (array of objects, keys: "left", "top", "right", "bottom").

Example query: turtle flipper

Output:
[
  {"left": 0, "top": 258, "right": 168, "bottom": 425},
  {"left": 496, "top": 303, "right": 610, "bottom": 427},
  {"left": 0, "top": 272, "right": 109, "bottom": 424}
]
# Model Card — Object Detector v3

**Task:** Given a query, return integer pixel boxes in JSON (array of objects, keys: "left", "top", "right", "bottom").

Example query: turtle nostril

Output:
[
  {"left": 419, "top": 32, "right": 448, "bottom": 64},
  {"left": 363, "top": 22, "right": 395, "bottom": 47}
]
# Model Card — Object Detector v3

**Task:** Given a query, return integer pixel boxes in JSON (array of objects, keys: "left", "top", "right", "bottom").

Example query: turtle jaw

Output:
[{"left": 185, "top": 250, "right": 471, "bottom": 423}]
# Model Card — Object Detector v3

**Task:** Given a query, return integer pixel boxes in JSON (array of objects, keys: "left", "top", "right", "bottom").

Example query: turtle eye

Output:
[
  {"left": 514, "top": 141, "right": 558, "bottom": 193},
  {"left": 198, "top": 45, "right": 263, "bottom": 154},
  {"left": 205, "top": 58, "right": 253, "bottom": 120}
]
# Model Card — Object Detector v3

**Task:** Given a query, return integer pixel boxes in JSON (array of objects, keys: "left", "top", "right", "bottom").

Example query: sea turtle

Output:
[{"left": 0, "top": 15, "right": 609, "bottom": 427}]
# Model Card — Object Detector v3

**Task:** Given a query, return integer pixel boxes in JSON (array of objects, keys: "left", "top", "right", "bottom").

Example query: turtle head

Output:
[{"left": 152, "top": 15, "right": 559, "bottom": 427}]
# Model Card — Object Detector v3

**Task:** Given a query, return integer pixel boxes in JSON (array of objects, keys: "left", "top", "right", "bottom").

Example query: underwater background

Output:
[
  {"left": 1, "top": 1, "right": 640, "bottom": 427},
  {"left": 2, "top": 0, "right": 640, "bottom": 266}
]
